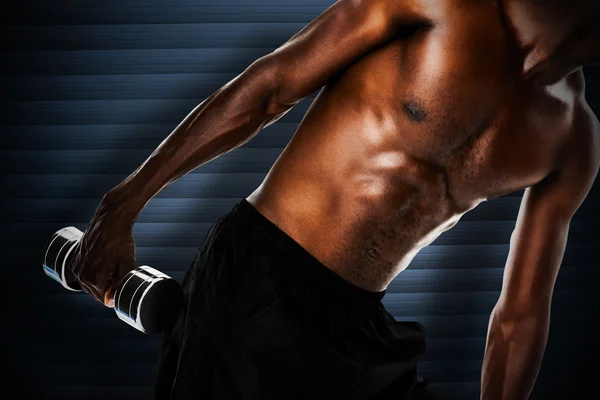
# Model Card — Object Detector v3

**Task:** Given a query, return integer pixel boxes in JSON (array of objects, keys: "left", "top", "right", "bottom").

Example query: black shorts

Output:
[{"left": 153, "top": 198, "right": 435, "bottom": 400}]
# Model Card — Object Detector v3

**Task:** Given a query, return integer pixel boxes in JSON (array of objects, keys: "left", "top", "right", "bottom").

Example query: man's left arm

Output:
[{"left": 480, "top": 103, "right": 600, "bottom": 400}]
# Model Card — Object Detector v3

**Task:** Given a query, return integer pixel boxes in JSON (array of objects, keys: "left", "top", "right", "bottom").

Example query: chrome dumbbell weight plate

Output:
[
  {"left": 114, "top": 266, "right": 183, "bottom": 334},
  {"left": 41, "top": 226, "right": 83, "bottom": 291}
]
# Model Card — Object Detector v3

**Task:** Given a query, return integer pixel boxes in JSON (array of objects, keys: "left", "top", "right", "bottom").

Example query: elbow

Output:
[
  {"left": 488, "top": 306, "right": 551, "bottom": 356},
  {"left": 244, "top": 56, "right": 295, "bottom": 118},
  {"left": 495, "top": 286, "right": 554, "bottom": 322},
  {"left": 491, "top": 301, "right": 551, "bottom": 332}
]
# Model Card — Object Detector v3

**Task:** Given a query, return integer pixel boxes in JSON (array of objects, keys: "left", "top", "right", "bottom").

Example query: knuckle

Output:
[{"left": 79, "top": 268, "right": 97, "bottom": 287}]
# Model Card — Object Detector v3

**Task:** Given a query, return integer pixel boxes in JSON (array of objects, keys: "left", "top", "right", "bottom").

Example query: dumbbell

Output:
[{"left": 42, "top": 226, "right": 183, "bottom": 334}]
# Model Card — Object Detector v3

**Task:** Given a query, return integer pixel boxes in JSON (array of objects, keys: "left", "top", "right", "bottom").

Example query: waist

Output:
[
  {"left": 246, "top": 184, "right": 431, "bottom": 290},
  {"left": 230, "top": 197, "right": 387, "bottom": 304}
]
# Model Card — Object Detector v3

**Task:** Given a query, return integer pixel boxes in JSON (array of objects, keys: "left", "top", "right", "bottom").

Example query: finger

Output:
[
  {"left": 70, "top": 242, "right": 101, "bottom": 301},
  {"left": 77, "top": 264, "right": 107, "bottom": 304},
  {"left": 86, "top": 282, "right": 104, "bottom": 304},
  {"left": 88, "top": 263, "right": 115, "bottom": 305},
  {"left": 104, "top": 284, "right": 116, "bottom": 308},
  {"left": 105, "top": 258, "right": 132, "bottom": 308},
  {"left": 78, "top": 280, "right": 99, "bottom": 302}
]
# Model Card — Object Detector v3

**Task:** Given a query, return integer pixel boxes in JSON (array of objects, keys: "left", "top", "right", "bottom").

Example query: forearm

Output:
[
  {"left": 481, "top": 306, "right": 550, "bottom": 400},
  {"left": 104, "top": 58, "right": 288, "bottom": 217}
]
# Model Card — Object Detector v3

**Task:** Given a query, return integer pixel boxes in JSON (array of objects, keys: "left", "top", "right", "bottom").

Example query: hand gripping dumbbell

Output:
[{"left": 42, "top": 226, "right": 183, "bottom": 334}]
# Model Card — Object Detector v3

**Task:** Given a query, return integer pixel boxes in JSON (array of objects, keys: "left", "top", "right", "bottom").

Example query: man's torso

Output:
[{"left": 246, "top": 0, "right": 594, "bottom": 291}]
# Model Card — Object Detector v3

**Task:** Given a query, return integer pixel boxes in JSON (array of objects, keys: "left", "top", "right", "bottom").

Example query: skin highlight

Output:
[{"left": 69, "top": 1, "right": 600, "bottom": 398}]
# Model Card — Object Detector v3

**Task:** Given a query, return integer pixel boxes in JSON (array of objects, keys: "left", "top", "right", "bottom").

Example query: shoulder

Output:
[
  {"left": 527, "top": 74, "right": 599, "bottom": 217},
  {"left": 566, "top": 84, "right": 599, "bottom": 172},
  {"left": 348, "top": 0, "right": 432, "bottom": 22},
  {"left": 545, "top": 87, "right": 600, "bottom": 214},
  {"left": 310, "top": 0, "right": 431, "bottom": 36},
  {"left": 551, "top": 69, "right": 599, "bottom": 173}
]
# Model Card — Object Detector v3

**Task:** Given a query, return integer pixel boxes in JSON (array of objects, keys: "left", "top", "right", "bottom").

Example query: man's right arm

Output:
[
  {"left": 107, "top": 0, "right": 422, "bottom": 217},
  {"left": 76, "top": 0, "right": 424, "bottom": 305}
]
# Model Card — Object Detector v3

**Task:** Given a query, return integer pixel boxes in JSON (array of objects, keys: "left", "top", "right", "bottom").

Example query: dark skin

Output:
[{"left": 70, "top": 0, "right": 600, "bottom": 399}]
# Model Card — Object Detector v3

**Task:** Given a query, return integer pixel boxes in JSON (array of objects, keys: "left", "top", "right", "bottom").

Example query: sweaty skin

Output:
[{"left": 70, "top": 0, "right": 600, "bottom": 399}]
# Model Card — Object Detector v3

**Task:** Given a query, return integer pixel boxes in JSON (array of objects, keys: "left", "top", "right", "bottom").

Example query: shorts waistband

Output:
[{"left": 230, "top": 198, "right": 386, "bottom": 303}]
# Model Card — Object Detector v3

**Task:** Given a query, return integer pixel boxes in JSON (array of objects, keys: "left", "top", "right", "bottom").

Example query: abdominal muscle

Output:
[{"left": 246, "top": 120, "right": 466, "bottom": 292}]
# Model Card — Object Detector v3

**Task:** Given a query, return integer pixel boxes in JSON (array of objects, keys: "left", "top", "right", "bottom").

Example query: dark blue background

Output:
[{"left": 2, "top": 1, "right": 599, "bottom": 399}]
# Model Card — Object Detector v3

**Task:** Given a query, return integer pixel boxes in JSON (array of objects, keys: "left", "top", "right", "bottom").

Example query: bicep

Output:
[
  {"left": 254, "top": 0, "right": 422, "bottom": 106},
  {"left": 499, "top": 109, "right": 600, "bottom": 315},
  {"left": 498, "top": 186, "right": 572, "bottom": 315}
]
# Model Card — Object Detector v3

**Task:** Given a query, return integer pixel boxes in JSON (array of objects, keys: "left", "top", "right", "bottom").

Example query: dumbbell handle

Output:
[{"left": 42, "top": 227, "right": 183, "bottom": 333}]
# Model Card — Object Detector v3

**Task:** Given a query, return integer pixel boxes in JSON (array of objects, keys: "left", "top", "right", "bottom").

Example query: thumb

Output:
[{"left": 104, "top": 285, "right": 116, "bottom": 308}]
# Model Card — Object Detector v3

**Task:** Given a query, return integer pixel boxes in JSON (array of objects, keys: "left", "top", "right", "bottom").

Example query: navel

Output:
[{"left": 403, "top": 101, "right": 428, "bottom": 122}]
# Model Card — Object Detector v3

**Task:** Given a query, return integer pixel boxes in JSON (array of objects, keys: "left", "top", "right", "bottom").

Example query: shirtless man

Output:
[{"left": 70, "top": 0, "right": 600, "bottom": 399}]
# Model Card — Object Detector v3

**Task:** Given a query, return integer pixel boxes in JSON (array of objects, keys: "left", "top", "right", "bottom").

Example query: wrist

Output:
[{"left": 102, "top": 183, "right": 145, "bottom": 224}]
